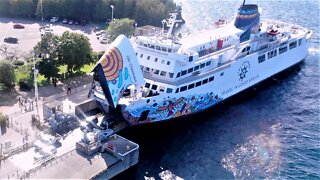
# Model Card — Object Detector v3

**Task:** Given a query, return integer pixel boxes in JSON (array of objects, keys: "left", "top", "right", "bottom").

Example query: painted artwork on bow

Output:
[{"left": 93, "top": 35, "right": 144, "bottom": 108}]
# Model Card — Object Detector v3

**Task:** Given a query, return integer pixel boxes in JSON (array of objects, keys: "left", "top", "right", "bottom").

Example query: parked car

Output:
[
  {"left": 13, "top": 24, "right": 25, "bottom": 29},
  {"left": 68, "top": 20, "right": 73, "bottom": 25},
  {"left": 50, "top": 17, "right": 59, "bottom": 23},
  {"left": 62, "top": 19, "right": 68, "bottom": 24},
  {"left": 100, "top": 37, "right": 108, "bottom": 44},
  {"left": 95, "top": 30, "right": 106, "bottom": 37},
  {"left": 4, "top": 36, "right": 18, "bottom": 43}
]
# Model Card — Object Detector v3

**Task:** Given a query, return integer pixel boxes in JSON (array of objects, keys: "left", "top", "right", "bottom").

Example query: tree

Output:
[
  {"left": 34, "top": 33, "right": 60, "bottom": 83},
  {"left": 107, "top": 18, "right": 135, "bottom": 41},
  {"left": 0, "top": 0, "right": 11, "bottom": 16},
  {"left": 134, "top": 0, "right": 175, "bottom": 26},
  {"left": 0, "top": 61, "right": 15, "bottom": 89},
  {"left": 10, "top": 0, "right": 35, "bottom": 18},
  {"left": 57, "top": 31, "right": 93, "bottom": 73}
]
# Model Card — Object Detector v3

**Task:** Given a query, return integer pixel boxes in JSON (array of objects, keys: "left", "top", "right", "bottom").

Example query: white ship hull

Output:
[
  {"left": 90, "top": 2, "right": 312, "bottom": 126},
  {"left": 122, "top": 36, "right": 309, "bottom": 125}
]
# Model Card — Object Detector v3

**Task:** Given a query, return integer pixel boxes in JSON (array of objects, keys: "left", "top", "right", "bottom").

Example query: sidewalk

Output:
[{"left": 0, "top": 74, "right": 93, "bottom": 115}]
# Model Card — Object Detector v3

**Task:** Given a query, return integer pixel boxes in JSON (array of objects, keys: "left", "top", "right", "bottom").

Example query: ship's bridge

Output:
[
  {"left": 179, "top": 23, "right": 243, "bottom": 51},
  {"left": 133, "top": 36, "right": 181, "bottom": 54}
]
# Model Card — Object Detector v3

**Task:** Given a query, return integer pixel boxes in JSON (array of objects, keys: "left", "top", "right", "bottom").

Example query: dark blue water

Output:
[{"left": 114, "top": 0, "right": 320, "bottom": 179}]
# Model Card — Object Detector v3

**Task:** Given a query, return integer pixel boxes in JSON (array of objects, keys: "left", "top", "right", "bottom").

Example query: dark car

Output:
[
  {"left": 4, "top": 36, "right": 18, "bottom": 43},
  {"left": 13, "top": 24, "right": 25, "bottom": 29}
]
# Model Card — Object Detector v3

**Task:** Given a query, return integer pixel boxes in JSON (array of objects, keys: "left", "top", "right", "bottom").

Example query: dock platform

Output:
[{"left": 4, "top": 134, "right": 138, "bottom": 180}]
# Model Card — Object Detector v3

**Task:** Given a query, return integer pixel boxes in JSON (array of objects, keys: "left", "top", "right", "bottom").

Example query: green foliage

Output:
[
  {"left": 10, "top": 0, "right": 35, "bottom": 18},
  {"left": 0, "top": 0, "right": 11, "bottom": 16},
  {"left": 57, "top": 31, "right": 93, "bottom": 73},
  {"left": 34, "top": 33, "right": 60, "bottom": 83},
  {"left": 0, "top": 61, "right": 15, "bottom": 89},
  {"left": 18, "top": 78, "right": 33, "bottom": 90},
  {"left": 15, "top": 62, "right": 34, "bottom": 90},
  {"left": 107, "top": 18, "right": 135, "bottom": 41},
  {"left": 1, "top": 0, "right": 176, "bottom": 26},
  {"left": 12, "top": 59, "right": 25, "bottom": 67}
]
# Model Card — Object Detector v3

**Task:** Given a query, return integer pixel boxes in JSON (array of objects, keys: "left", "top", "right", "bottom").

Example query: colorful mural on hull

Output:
[{"left": 123, "top": 92, "right": 223, "bottom": 125}]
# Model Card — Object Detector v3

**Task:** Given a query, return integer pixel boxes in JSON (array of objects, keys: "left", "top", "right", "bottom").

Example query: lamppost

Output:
[
  {"left": 161, "top": 19, "right": 167, "bottom": 36},
  {"left": 40, "top": 0, "right": 44, "bottom": 21},
  {"left": 110, "top": 5, "right": 114, "bottom": 22},
  {"left": 33, "top": 53, "right": 39, "bottom": 116},
  {"left": 134, "top": 22, "right": 137, "bottom": 36}
]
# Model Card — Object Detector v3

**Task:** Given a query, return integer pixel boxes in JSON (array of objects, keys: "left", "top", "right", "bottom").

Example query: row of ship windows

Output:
[
  {"left": 258, "top": 40, "right": 300, "bottom": 63},
  {"left": 138, "top": 53, "right": 171, "bottom": 65},
  {"left": 144, "top": 75, "right": 216, "bottom": 94},
  {"left": 139, "top": 41, "right": 175, "bottom": 53},
  {"left": 145, "top": 82, "right": 173, "bottom": 93},
  {"left": 177, "top": 61, "right": 212, "bottom": 78},
  {"left": 141, "top": 60, "right": 212, "bottom": 79},
  {"left": 176, "top": 76, "right": 215, "bottom": 93},
  {"left": 141, "top": 65, "right": 175, "bottom": 78}
]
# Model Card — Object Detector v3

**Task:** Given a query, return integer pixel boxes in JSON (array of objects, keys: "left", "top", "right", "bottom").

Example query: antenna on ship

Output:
[{"left": 242, "top": 0, "right": 246, "bottom": 6}]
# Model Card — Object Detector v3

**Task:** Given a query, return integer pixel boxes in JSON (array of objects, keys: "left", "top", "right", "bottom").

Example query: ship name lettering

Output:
[
  {"left": 126, "top": 55, "right": 137, "bottom": 82},
  {"left": 221, "top": 75, "right": 259, "bottom": 95}
]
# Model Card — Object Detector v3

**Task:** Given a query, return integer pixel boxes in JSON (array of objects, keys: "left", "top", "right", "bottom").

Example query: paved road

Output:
[{"left": 0, "top": 17, "right": 109, "bottom": 60}]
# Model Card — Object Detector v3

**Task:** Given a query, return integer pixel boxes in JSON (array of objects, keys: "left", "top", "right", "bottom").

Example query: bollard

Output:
[{"left": 126, "top": 145, "right": 130, "bottom": 150}]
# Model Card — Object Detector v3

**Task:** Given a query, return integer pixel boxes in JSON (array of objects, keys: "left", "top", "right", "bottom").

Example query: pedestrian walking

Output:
[{"left": 67, "top": 86, "right": 72, "bottom": 94}]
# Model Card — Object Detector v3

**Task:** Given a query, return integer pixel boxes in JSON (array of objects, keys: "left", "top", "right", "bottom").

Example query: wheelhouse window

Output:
[
  {"left": 289, "top": 41, "right": 297, "bottom": 50},
  {"left": 209, "top": 76, "right": 214, "bottom": 82},
  {"left": 180, "top": 86, "right": 187, "bottom": 92},
  {"left": 206, "top": 61, "right": 211, "bottom": 66},
  {"left": 167, "top": 61, "right": 170, "bottom": 65},
  {"left": 202, "top": 79, "right": 208, "bottom": 84},
  {"left": 160, "top": 71, "right": 166, "bottom": 76},
  {"left": 196, "top": 81, "right": 202, "bottom": 87},
  {"left": 151, "top": 84, "right": 157, "bottom": 90},
  {"left": 147, "top": 56, "right": 150, "bottom": 60},
  {"left": 166, "top": 88, "right": 173, "bottom": 93},
  {"left": 145, "top": 83, "right": 151, "bottom": 88},
  {"left": 181, "top": 70, "right": 187, "bottom": 76},
  {"left": 194, "top": 65, "right": 200, "bottom": 71},
  {"left": 169, "top": 73, "right": 174, "bottom": 78},
  {"left": 156, "top": 46, "right": 160, "bottom": 50},
  {"left": 188, "top": 84, "right": 195, "bottom": 89},
  {"left": 188, "top": 68, "right": 193, "bottom": 73},
  {"left": 298, "top": 39, "right": 302, "bottom": 46},
  {"left": 258, "top": 54, "right": 266, "bottom": 63},
  {"left": 176, "top": 72, "right": 181, "bottom": 78},
  {"left": 153, "top": 70, "right": 159, "bottom": 75},
  {"left": 200, "top": 63, "right": 205, "bottom": 68}
]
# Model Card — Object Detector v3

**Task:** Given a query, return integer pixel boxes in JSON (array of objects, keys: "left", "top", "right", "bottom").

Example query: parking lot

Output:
[{"left": 0, "top": 17, "right": 108, "bottom": 60}]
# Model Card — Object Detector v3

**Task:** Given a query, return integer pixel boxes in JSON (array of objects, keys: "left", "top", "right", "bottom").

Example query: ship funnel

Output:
[
  {"left": 92, "top": 35, "right": 144, "bottom": 108},
  {"left": 234, "top": 4, "right": 260, "bottom": 42}
]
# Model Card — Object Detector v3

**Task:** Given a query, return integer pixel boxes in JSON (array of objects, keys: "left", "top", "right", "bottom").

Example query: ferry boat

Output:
[{"left": 89, "top": 1, "right": 312, "bottom": 126}]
